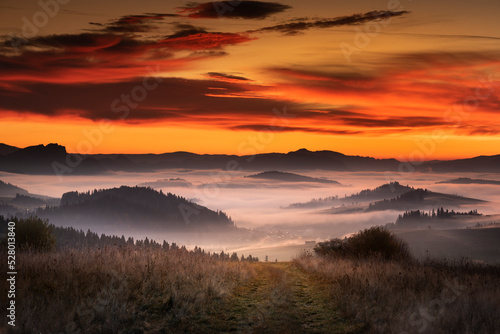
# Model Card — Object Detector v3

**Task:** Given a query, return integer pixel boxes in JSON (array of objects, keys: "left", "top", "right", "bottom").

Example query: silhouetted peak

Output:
[
  {"left": 288, "top": 148, "right": 345, "bottom": 157},
  {"left": 0, "top": 143, "right": 20, "bottom": 155},
  {"left": 8, "top": 143, "right": 66, "bottom": 161},
  {"left": 45, "top": 143, "right": 67, "bottom": 155},
  {"left": 17, "top": 143, "right": 66, "bottom": 155}
]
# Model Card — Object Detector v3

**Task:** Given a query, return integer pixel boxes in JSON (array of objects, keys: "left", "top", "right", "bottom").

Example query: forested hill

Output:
[
  {"left": 37, "top": 186, "right": 234, "bottom": 231},
  {"left": 287, "top": 182, "right": 413, "bottom": 209},
  {"left": 0, "top": 180, "right": 29, "bottom": 197},
  {"left": 367, "top": 188, "right": 484, "bottom": 211},
  {"left": 245, "top": 171, "right": 341, "bottom": 184}
]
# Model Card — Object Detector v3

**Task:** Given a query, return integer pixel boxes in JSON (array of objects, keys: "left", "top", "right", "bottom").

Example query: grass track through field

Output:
[{"left": 225, "top": 262, "right": 365, "bottom": 333}]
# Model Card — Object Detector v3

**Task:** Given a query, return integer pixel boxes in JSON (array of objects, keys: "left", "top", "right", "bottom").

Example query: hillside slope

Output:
[
  {"left": 246, "top": 171, "right": 341, "bottom": 184},
  {"left": 287, "top": 182, "right": 413, "bottom": 209},
  {"left": 37, "top": 186, "right": 235, "bottom": 231}
]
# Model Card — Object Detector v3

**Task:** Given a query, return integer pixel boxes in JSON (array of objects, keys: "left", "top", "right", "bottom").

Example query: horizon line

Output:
[{"left": 2, "top": 142, "right": 499, "bottom": 162}]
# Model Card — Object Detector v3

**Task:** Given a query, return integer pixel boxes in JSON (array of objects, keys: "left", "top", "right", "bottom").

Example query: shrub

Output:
[
  {"left": 313, "top": 238, "right": 346, "bottom": 257},
  {"left": 13, "top": 217, "right": 56, "bottom": 251},
  {"left": 314, "top": 226, "right": 411, "bottom": 261}
]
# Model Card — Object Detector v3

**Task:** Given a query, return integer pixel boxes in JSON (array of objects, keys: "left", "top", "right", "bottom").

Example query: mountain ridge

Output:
[
  {"left": 1, "top": 143, "right": 500, "bottom": 174},
  {"left": 36, "top": 186, "right": 235, "bottom": 231},
  {"left": 245, "top": 171, "right": 341, "bottom": 184}
]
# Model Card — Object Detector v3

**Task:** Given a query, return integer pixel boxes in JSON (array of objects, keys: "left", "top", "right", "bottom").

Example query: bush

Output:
[
  {"left": 314, "top": 226, "right": 411, "bottom": 261},
  {"left": 10, "top": 217, "right": 56, "bottom": 251}
]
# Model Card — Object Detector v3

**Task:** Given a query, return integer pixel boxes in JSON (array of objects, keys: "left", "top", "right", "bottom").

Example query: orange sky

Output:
[{"left": 0, "top": 0, "right": 499, "bottom": 159}]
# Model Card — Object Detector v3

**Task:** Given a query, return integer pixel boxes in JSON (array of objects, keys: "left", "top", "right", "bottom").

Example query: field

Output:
[{"left": 1, "top": 246, "right": 499, "bottom": 333}]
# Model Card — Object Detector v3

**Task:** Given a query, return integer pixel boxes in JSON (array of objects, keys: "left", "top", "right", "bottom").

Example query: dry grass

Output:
[
  {"left": 0, "top": 247, "right": 363, "bottom": 334},
  {"left": 0, "top": 247, "right": 255, "bottom": 333},
  {"left": 294, "top": 255, "right": 500, "bottom": 333},
  {"left": 2, "top": 246, "right": 499, "bottom": 333}
]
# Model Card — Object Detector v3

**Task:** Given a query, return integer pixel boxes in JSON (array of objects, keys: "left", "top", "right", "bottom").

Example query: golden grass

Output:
[
  {"left": 1, "top": 246, "right": 499, "bottom": 333},
  {"left": 294, "top": 255, "right": 500, "bottom": 333},
  {"left": 0, "top": 247, "right": 253, "bottom": 333},
  {"left": 0, "top": 247, "right": 363, "bottom": 333}
]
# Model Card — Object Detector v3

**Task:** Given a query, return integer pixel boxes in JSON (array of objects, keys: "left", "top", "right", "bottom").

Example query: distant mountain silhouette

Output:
[
  {"left": 0, "top": 180, "right": 60, "bottom": 214},
  {"left": 436, "top": 177, "right": 500, "bottom": 185},
  {"left": 0, "top": 144, "right": 20, "bottom": 155},
  {"left": 1, "top": 143, "right": 500, "bottom": 174},
  {"left": 78, "top": 154, "right": 140, "bottom": 174},
  {"left": 36, "top": 186, "right": 235, "bottom": 231},
  {"left": 419, "top": 155, "right": 500, "bottom": 173},
  {"left": 138, "top": 178, "right": 193, "bottom": 188},
  {"left": 246, "top": 171, "right": 341, "bottom": 184},
  {"left": 319, "top": 186, "right": 485, "bottom": 214},
  {"left": 287, "top": 182, "right": 412, "bottom": 209},
  {"left": 10, "top": 194, "right": 46, "bottom": 206},
  {"left": 346, "top": 182, "right": 414, "bottom": 202},
  {"left": 366, "top": 188, "right": 484, "bottom": 212},
  {"left": 0, "top": 144, "right": 399, "bottom": 174},
  {"left": 241, "top": 149, "right": 399, "bottom": 171},
  {"left": 0, "top": 144, "right": 67, "bottom": 174},
  {"left": 0, "top": 144, "right": 142, "bottom": 174},
  {"left": 0, "top": 180, "right": 29, "bottom": 197}
]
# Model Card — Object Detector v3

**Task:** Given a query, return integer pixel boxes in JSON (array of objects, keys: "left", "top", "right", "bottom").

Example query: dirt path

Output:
[{"left": 227, "top": 262, "right": 365, "bottom": 333}]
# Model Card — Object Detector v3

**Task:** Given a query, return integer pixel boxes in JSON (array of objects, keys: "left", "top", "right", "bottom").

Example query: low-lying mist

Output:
[{"left": 1, "top": 169, "right": 499, "bottom": 258}]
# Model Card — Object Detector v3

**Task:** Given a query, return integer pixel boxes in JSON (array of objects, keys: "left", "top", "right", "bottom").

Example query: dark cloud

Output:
[
  {"left": 0, "top": 76, "right": 369, "bottom": 127},
  {"left": 28, "top": 33, "right": 129, "bottom": 52},
  {"left": 340, "top": 116, "right": 445, "bottom": 128},
  {"left": 0, "top": 74, "right": 444, "bottom": 132},
  {"left": 0, "top": 69, "right": 493, "bottom": 136},
  {"left": 270, "top": 67, "right": 375, "bottom": 83},
  {"left": 251, "top": 10, "right": 410, "bottom": 34},
  {"left": 160, "top": 31, "right": 254, "bottom": 50},
  {"left": 1, "top": 8, "right": 497, "bottom": 138},
  {"left": 0, "top": 25, "right": 254, "bottom": 83},
  {"left": 179, "top": 1, "right": 291, "bottom": 19},
  {"left": 230, "top": 124, "right": 361, "bottom": 134},
  {"left": 307, "top": 108, "right": 366, "bottom": 117},
  {"left": 461, "top": 127, "right": 500, "bottom": 135},
  {"left": 207, "top": 72, "right": 251, "bottom": 81},
  {"left": 0, "top": 78, "right": 286, "bottom": 121},
  {"left": 256, "top": 106, "right": 445, "bottom": 129},
  {"left": 0, "top": 33, "right": 155, "bottom": 83},
  {"left": 168, "top": 24, "right": 208, "bottom": 38},
  {"left": 116, "top": 13, "right": 179, "bottom": 24},
  {"left": 0, "top": 8, "right": 412, "bottom": 83},
  {"left": 160, "top": 24, "right": 255, "bottom": 49},
  {"left": 390, "top": 51, "right": 500, "bottom": 70},
  {"left": 102, "top": 13, "right": 179, "bottom": 33}
]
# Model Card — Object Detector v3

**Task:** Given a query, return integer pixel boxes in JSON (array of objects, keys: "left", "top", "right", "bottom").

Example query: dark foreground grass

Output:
[
  {"left": 1, "top": 247, "right": 248, "bottom": 333},
  {"left": 0, "top": 246, "right": 364, "bottom": 333},
  {"left": 1, "top": 246, "right": 499, "bottom": 333},
  {"left": 294, "top": 255, "right": 500, "bottom": 333}
]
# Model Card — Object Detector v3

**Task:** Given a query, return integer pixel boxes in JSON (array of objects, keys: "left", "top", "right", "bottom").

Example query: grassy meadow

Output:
[{"left": 1, "top": 244, "right": 500, "bottom": 333}]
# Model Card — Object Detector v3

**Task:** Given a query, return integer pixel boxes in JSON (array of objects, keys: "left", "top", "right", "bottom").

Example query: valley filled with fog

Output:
[{"left": 2, "top": 168, "right": 500, "bottom": 261}]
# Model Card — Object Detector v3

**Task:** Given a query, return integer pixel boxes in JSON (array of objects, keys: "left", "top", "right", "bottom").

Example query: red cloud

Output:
[
  {"left": 0, "top": 29, "right": 251, "bottom": 84},
  {"left": 158, "top": 32, "right": 255, "bottom": 50}
]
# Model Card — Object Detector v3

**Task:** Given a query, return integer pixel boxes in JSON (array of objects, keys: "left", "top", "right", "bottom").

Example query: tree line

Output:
[
  {"left": 396, "top": 208, "right": 480, "bottom": 223},
  {"left": 0, "top": 215, "right": 259, "bottom": 262}
]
